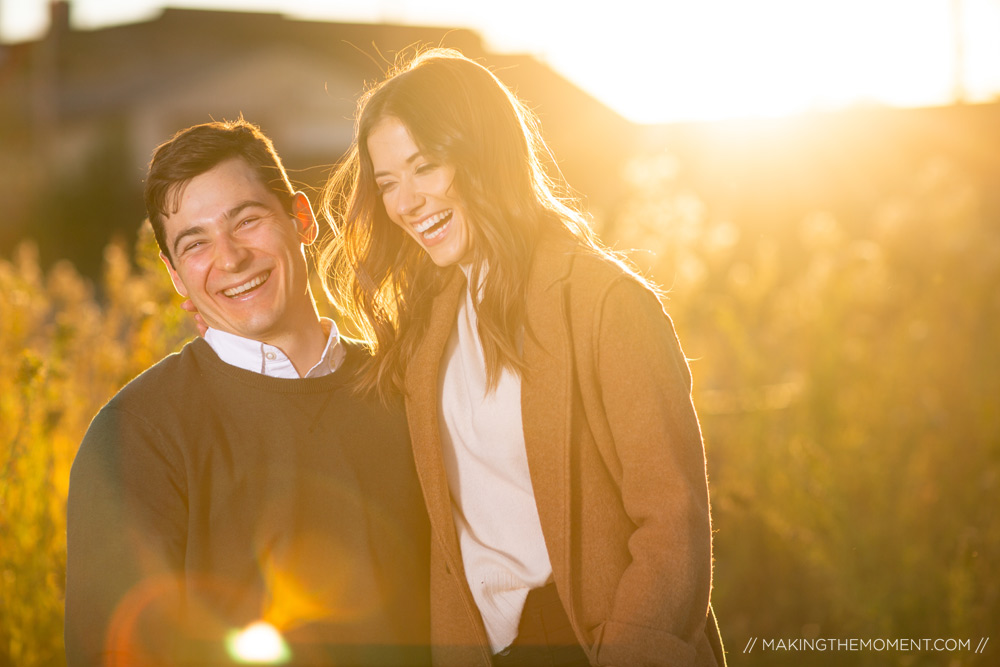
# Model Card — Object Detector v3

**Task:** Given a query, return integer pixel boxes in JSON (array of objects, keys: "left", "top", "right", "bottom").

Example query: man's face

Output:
[{"left": 160, "top": 157, "right": 317, "bottom": 345}]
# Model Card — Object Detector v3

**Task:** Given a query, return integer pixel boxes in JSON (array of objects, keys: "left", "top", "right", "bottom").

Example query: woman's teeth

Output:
[
  {"left": 224, "top": 272, "right": 269, "bottom": 297},
  {"left": 414, "top": 210, "right": 453, "bottom": 236}
]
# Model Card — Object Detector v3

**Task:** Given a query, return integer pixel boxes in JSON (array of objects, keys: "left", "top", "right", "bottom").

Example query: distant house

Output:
[{"left": 0, "top": 2, "right": 637, "bottom": 275}]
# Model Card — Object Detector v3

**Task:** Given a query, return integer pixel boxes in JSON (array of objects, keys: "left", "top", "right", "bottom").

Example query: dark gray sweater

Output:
[{"left": 66, "top": 337, "right": 429, "bottom": 666}]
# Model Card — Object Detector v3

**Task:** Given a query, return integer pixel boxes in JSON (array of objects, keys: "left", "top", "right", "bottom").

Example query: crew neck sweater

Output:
[{"left": 66, "top": 337, "right": 429, "bottom": 666}]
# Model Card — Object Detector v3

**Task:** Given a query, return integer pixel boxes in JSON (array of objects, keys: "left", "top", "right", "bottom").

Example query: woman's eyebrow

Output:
[{"left": 374, "top": 150, "right": 422, "bottom": 179}]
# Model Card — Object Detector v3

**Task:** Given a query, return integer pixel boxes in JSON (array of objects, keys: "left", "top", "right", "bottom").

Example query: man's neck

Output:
[
  {"left": 268, "top": 315, "right": 328, "bottom": 377},
  {"left": 207, "top": 311, "right": 329, "bottom": 378}
]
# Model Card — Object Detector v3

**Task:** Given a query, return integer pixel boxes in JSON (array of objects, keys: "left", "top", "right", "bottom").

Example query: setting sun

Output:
[
  {"left": 3, "top": 0, "right": 999, "bottom": 122},
  {"left": 520, "top": 0, "right": 1000, "bottom": 121}
]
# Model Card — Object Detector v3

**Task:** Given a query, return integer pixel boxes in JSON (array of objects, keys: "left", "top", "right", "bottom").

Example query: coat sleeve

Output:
[
  {"left": 589, "top": 275, "right": 714, "bottom": 667},
  {"left": 65, "top": 405, "right": 188, "bottom": 666}
]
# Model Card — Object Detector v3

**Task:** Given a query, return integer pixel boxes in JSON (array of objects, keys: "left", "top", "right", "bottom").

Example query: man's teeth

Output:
[
  {"left": 413, "top": 210, "right": 452, "bottom": 234},
  {"left": 224, "top": 273, "right": 268, "bottom": 297}
]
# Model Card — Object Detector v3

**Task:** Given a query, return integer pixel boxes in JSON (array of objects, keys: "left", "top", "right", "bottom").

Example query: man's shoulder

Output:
[
  {"left": 328, "top": 335, "right": 407, "bottom": 417},
  {"left": 75, "top": 339, "right": 211, "bottom": 470},
  {"left": 337, "top": 335, "right": 371, "bottom": 362},
  {"left": 104, "top": 338, "right": 210, "bottom": 411}
]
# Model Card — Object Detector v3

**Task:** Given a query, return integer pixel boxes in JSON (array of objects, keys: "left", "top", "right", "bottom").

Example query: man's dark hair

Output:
[{"left": 145, "top": 119, "right": 295, "bottom": 263}]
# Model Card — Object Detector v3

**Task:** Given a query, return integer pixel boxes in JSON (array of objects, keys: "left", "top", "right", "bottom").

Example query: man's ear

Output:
[
  {"left": 160, "top": 252, "right": 189, "bottom": 298},
  {"left": 291, "top": 192, "right": 318, "bottom": 245}
]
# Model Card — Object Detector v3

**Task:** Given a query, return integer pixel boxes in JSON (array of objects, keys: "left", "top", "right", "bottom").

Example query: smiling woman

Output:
[
  {"left": 368, "top": 116, "right": 473, "bottom": 267},
  {"left": 320, "top": 47, "right": 725, "bottom": 667}
]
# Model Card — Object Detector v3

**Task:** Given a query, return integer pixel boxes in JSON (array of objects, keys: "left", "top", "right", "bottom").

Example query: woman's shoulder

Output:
[
  {"left": 550, "top": 239, "right": 660, "bottom": 301},
  {"left": 525, "top": 242, "right": 660, "bottom": 338}
]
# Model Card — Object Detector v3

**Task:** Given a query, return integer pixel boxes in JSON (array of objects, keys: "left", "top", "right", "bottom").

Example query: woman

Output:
[{"left": 320, "top": 48, "right": 724, "bottom": 667}]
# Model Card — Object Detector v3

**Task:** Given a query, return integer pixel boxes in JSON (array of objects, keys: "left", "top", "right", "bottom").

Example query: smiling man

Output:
[{"left": 65, "top": 120, "right": 429, "bottom": 666}]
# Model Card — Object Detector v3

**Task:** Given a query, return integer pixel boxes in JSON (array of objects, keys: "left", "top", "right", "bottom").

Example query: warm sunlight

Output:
[
  {"left": 3, "top": 0, "right": 999, "bottom": 123},
  {"left": 3, "top": 1, "right": 999, "bottom": 665},
  {"left": 226, "top": 621, "right": 291, "bottom": 664},
  {"left": 524, "top": 0, "right": 1000, "bottom": 121}
]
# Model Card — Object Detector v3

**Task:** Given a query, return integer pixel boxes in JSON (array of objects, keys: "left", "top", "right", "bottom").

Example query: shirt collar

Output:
[{"left": 203, "top": 318, "right": 345, "bottom": 378}]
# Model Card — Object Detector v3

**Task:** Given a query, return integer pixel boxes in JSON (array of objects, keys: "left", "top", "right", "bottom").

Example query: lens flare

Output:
[{"left": 225, "top": 621, "right": 290, "bottom": 664}]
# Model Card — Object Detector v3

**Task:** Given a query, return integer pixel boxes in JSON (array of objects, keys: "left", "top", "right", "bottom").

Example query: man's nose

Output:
[{"left": 214, "top": 235, "right": 251, "bottom": 271}]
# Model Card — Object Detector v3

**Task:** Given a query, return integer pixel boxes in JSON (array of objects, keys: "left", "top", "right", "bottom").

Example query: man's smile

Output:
[{"left": 222, "top": 271, "right": 270, "bottom": 298}]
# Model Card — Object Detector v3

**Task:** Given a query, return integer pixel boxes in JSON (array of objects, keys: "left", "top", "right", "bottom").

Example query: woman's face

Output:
[{"left": 367, "top": 116, "right": 473, "bottom": 267}]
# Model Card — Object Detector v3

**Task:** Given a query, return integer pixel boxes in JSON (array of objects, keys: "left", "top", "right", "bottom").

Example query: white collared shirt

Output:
[{"left": 203, "top": 317, "right": 345, "bottom": 378}]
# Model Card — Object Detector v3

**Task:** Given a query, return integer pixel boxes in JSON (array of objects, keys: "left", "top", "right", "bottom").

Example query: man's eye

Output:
[
  {"left": 183, "top": 241, "right": 205, "bottom": 253},
  {"left": 239, "top": 216, "right": 260, "bottom": 227}
]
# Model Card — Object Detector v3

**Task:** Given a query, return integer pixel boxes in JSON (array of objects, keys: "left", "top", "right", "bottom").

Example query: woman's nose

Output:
[{"left": 396, "top": 179, "right": 424, "bottom": 217}]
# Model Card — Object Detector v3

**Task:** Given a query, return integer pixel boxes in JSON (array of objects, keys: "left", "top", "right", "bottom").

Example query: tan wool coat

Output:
[{"left": 403, "top": 234, "right": 725, "bottom": 667}]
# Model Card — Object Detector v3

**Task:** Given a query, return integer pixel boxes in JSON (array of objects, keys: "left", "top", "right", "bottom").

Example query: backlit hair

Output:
[{"left": 319, "top": 48, "right": 624, "bottom": 400}]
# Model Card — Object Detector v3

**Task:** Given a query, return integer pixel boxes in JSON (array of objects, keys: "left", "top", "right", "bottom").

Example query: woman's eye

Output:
[
  {"left": 415, "top": 163, "right": 437, "bottom": 174},
  {"left": 377, "top": 182, "right": 396, "bottom": 195}
]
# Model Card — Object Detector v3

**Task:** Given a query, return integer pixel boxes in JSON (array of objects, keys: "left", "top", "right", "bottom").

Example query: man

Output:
[{"left": 65, "top": 120, "right": 429, "bottom": 666}]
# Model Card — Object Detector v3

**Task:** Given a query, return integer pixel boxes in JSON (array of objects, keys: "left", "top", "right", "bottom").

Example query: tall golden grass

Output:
[
  {"left": 1, "top": 155, "right": 997, "bottom": 665},
  {"left": 615, "top": 153, "right": 999, "bottom": 665},
  {"left": 0, "top": 226, "right": 192, "bottom": 666}
]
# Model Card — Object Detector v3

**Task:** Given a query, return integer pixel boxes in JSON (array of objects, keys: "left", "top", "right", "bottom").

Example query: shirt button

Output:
[{"left": 265, "top": 352, "right": 276, "bottom": 360}]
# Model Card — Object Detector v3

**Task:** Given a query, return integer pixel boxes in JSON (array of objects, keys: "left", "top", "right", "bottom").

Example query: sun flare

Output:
[{"left": 226, "top": 621, "right": 291, "bottom": 664}]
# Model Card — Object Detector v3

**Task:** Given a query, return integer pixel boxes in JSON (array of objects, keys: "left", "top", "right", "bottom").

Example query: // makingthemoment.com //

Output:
[{"left": 743, "top": 636, "right": 989, "bottom": 655}]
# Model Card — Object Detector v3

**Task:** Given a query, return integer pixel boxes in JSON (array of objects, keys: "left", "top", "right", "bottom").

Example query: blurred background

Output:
[{"left": 1, "top": 1, "right": 998, "bottom": 664}]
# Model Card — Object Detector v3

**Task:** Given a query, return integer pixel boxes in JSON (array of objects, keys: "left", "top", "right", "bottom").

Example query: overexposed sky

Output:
[{"left": 3, "top": 0, "right": 1000, "bottom": 123}]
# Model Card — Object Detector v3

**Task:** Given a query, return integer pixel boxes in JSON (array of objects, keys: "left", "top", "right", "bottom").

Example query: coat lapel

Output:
[
  {"left": 404, "top": 269, "right": 467, "bottom": 565},
  {"left": 520, "top": 237, "right": 577, "bottom": 598},
  {"left": 406, "top": 237, "right": 579, "bottom": 627}
]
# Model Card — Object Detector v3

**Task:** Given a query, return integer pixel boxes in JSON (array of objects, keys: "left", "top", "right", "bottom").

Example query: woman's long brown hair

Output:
[{"left": 319, "top": 48, "right": 637, "bottom": 402}]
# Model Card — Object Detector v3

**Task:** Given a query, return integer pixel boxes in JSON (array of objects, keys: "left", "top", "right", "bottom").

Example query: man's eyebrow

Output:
[
  {"left": 373, "top": 150, "right": 422, "bottom": 179},
  {"left": 226, "top": 200, "right": 271, "bottom": 219},
  {"left": 172, "top": 225, "right": 205, "bottom": 256}
]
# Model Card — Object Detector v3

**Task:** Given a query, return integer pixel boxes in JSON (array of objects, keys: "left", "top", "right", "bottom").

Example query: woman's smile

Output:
[{"left": 368, "top": 116, "right": 473, "bottom": 267}]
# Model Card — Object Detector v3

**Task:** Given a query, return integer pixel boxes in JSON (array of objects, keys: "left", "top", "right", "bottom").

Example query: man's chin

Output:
[{"left": 207, "top": 319, "right": 276, "bottom": 341}]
